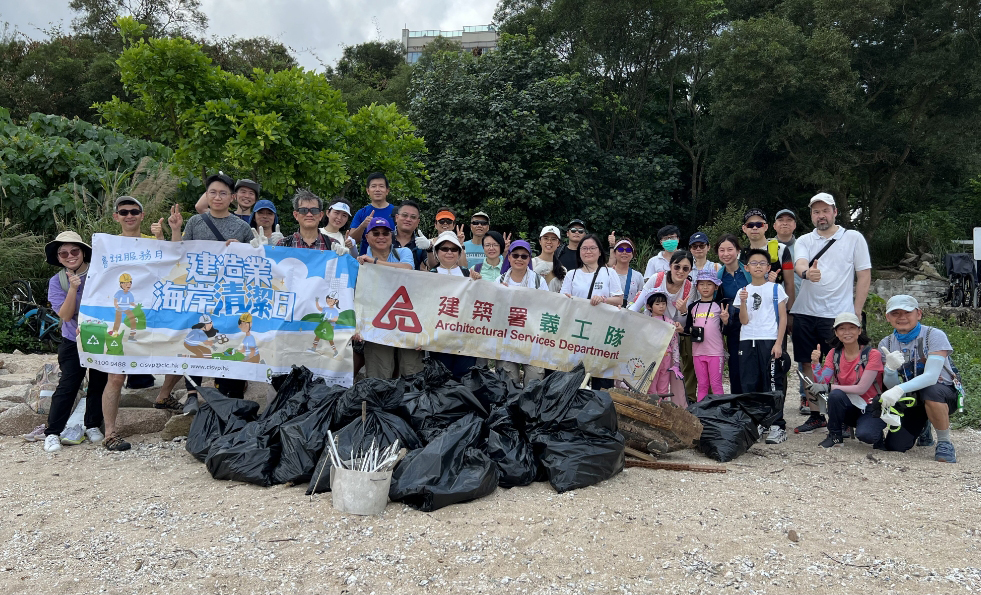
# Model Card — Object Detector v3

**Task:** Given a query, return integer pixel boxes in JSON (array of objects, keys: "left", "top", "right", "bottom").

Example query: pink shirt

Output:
[{"left": 689, "top": 300, "right": 724, "bottom": 357}]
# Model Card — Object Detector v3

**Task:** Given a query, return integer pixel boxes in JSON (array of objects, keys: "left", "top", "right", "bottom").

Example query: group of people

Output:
[{"left": 32, "top": 173, "right": 961, "bottom": 464}]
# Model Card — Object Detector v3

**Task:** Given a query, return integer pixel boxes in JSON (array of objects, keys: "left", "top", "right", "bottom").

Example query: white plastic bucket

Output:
[{"left": 330, "top": 465, "right": 393, "bottom": 515}]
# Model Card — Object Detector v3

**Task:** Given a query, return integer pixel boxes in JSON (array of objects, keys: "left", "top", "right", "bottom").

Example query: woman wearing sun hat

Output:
[{"left": 40, "top": 231, "right": 111, "bottom": 453}]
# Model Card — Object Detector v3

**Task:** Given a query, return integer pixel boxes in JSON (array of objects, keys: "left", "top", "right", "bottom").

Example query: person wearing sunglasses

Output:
[
  {"left": 349, "top": 172, "right": 395, "bottom": 255},
  {"left": 276, "top": 190, "right": 342, "bottom": 253},
  {"left": 496, "top": 240, "right": 548, "bottom": 386},
  {"left": 557, "top": 219, "right": 587, "bottom": 273},
  {"left": 643, "top": 225, "right": 683, "bottom": 280},
  {"left": 353, "top": 217, "right": 421, "bottom": 379},
  {"left": 463, "top": 211, "right": 491, "bottom": 263},
  {"left": 425, "top": 207, "right": 470, "bottom": 269},
  {"left": 739, "top": 208, "right": 795, "bottom": 312},
  {"left": 606, "top": 234, "right": 644, "bottom": 306},
  {"left": 687, "top": 231, "right": 720, "bottom": 282},
  {"left": 427, "top": 231, "right": 478, "bottom": 378},
  {"left": 40, "top": 231, "right": 108, "bottom": 453}
]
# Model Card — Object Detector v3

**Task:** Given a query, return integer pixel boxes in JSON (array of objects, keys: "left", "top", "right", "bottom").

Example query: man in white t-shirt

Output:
[{"left": 792, "top": 192, "right": 872, "bottom": 433}]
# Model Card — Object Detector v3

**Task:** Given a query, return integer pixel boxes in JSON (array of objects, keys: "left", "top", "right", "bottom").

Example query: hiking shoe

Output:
[
  {"left": 104, "top": 434, "right": 131, "bottom": 452},
  {"left": 21, "top": 424, "right": 47, "bottom": 442},
  {"left": 819, "top": 433, "right": 844, "bottom": 448},
  {"left": 154, "top": 395, "right": 183, "bottom": 411},
  {"left": 85, "top": 427, "right": 105, "bottom": 443},
  {"left": 799, "top": 398, "right": 810, "bottom": 415},
  {"left": 44, "top": 434, "right": 62, "bottom": 452},
  {"left": 60, "top": 424, "right": 85, "bottom": 445},
  {"left": 765, "top": 426, "right": 788, "bottom": 444},
  {"left": 935, "top": 441, "right": 956, "bottom": 463},
  {"left": 794, "top": 416, "right": 827, "bottom": 434},
  {"left": 917, "top": 423, "right": 935, "bottom": 447}
]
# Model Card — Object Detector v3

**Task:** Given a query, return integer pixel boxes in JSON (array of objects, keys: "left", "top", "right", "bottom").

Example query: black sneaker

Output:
[
  {"left": 104, "top": 434, "right": 131, "bottom": 452},
  {"left": 794, "top": 415, "right": 827, "bottom": 434},
  {"left": 917, "top": 421, "right": 934, "bottom": 446},
  {"left": 799, "top": 398, "right": 810, "bottom": 415},
  {"left": 819, "top": 433, "right": 844, "bottom": 448}
]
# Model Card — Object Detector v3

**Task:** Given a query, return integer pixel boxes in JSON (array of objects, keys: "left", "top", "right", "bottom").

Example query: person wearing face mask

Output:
[
  {"left": 643, "top": 225, "right": 681, "bottom": 280},
  {"left": 532, "top": 225, "right": 567, "bottom": 292}
]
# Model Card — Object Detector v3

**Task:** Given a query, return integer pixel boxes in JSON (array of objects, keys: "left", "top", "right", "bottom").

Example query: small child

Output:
[
  {"left": 688, "top": 270, "right": 729, "bottom": 400},
  {"left": 733, "top": 248, "right": 789, "bottom": 444},
  {"left": 645, "top": 291, "right": 685, "bottom": 407}
]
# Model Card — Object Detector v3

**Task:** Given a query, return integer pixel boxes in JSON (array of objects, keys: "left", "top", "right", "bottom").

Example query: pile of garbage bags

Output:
[
  {"left": 687, "top": 391, "right": 785, "bottom": 462},
  {"left": 187, "top": 360, "right": 625, "bottom": 511}
]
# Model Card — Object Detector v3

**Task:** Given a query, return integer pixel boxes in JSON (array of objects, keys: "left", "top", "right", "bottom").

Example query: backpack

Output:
[
  {"left": 882, "top": 327, "right": 965, "bottom": 408},
  {"left": 717, "top": 261, "right": 752, "bottom": 285},
  {"left": 831, "top": 345, "right": 881, "bottom": 398},
  {"left": 653, "top": 271, "right": 694, "bottom": 302}
]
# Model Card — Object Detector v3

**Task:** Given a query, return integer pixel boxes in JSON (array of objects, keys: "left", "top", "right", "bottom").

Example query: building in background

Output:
[{"left": 402, "top": 25, "right": 499, "bottom": 63}]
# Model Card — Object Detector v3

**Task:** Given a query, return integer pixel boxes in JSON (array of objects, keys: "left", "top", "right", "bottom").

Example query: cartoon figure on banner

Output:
[
  {"left": 181, "top": 314, "right": 228, "bottom": 358},
  {"left": 237, "top": 312, "right": 261, "bottom": 363},
  {"left": 310, "top": 292, "right": 341, "bottom": 356},
  {"left": 111, "top": 272, "right": 145, "bottom": 341}
]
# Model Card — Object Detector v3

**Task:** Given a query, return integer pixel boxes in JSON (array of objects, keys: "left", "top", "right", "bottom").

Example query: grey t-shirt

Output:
[
  {"left": 183, "top": 212, "right": 254, "bottom": 244},
  {"left": 878, "top": 325, "right": 956, "bottom": 385}
]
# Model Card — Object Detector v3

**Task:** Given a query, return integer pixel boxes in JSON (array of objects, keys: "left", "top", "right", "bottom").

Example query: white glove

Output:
[
  {"left": 414, "top": 230, "right": 431, "bottom": 251},
  {"left": 880, "top": 385, "right": 904, "bottom": 410},
  {"left": 346, "top": 235, "right": 357, "bottom": 252},
  {"left": 333, "top": 241, "right": 348, "bottom": 256},
  {"left": 883, "top": 349, "right": 905, "bottom": 372},
  {"left": 268, "top": 224, "right": 284, "bottom": 247},
  {"left": 880, "top": 409, "right": 902, "bottom": 431},
  {"left": 533, "top": 262, "right": 551, "bottom": 276},
  {"left": 249, "top": 227, "right": 268, "bottom": 248}
]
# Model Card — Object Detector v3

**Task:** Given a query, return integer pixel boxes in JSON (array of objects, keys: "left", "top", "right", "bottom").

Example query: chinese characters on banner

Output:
[
  {"left": 78, "top": 234, "right": 359, "bottom": 385},
  {"left": 354, "top": 266, "right": 674, "bottom": 383}
]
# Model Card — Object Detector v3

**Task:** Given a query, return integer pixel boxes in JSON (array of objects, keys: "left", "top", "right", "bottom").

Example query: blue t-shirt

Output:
[
  {"left": 386, "top": 247, "right": 413, "bottom": 264},
  {"left": 321, "top": 306, "right": 339, "bottom": 321},
  {"left": 185, "top": 328, "right": 209, "bottom": 346},
  {"left": 114, "top": 289, "right": 135, "bottom": 309},
  {"left": 351, "top": 203, "right": 395, "bottom": 255},
  {"left": 463, "top": 239, "right": 485, "bottom": 263},
  {"left": 241, "top": 335, "right": 258, "bottom": 356}
]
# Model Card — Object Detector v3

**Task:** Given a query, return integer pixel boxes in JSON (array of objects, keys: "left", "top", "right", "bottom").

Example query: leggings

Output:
[{"left": 693, "top": 355, "right": 724, "bottom": 401}]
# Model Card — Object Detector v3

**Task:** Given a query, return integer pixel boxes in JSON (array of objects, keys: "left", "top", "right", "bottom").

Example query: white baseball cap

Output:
[
  {"left": 832, "top": 312, "right": 862, "bottom": 329},
  {"left": 433, "top": 230, "right": 462, "bottom": 250},
  {"left": 885, "top": 295, "right": 920, "bottom": 313},
  {"left": 328, "top": 202, "right": 351, "bottom": 216},
  {"left": 539, "top": 225, "right": 561, "bottom": 239},
  {"left": 808, "top": 192, "right": 836, "bottom": 208}
]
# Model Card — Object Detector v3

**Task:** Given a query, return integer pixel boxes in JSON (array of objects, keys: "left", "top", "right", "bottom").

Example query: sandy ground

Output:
[{"left": 1, "top": 370, "right": 979, "bottom": 595}]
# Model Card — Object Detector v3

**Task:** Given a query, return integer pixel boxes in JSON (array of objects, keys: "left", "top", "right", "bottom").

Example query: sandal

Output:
[
  {"left": 153, "top": 395, "right": 183, "bottom": 411},
  {"left": 104, "top": 434, "right": 132, "bottom": 452}
]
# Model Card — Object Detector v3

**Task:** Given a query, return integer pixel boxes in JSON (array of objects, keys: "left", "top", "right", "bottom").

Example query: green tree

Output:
[
  {"left": 69, "top": 0, "right": 207, "bottom": 45},
  {"left": 201, "top": 36, "right": 297, "bottom": 78},
  {"left": 326, "top": 40, "right": 412, "bottom": 112}
]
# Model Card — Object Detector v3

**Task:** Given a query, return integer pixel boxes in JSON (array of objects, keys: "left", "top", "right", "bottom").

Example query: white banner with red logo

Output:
[{"left": 354, "top": 266, "right": 674, "bottom": 383}]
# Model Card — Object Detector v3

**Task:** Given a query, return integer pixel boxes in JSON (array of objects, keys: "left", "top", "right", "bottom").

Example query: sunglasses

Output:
[
  {"left": 470, "top": 220, "right": 488, "bottom": 226},
  {"left": 615, "top": 246, "right": 633, "bottom": 253},
  {"left": 296, "top": 207, "right": 321, "bottom": 215},
  {"left": 672, "top": 265, "right": 692, "bottom": 272},
  {"left": 116, "top": 209, "right": 142, "bottom": 216},
  {"left": 438, "top": 246, "right": 460, "bottom": 253},
  {"left": 569, "top": 228, "right": 586, "bottom": 233},
  {"left": 510, "top": 253, "right": 530, "bottom": 260},
  {"left": 690, "top": 243, "right": 707, "bottom": 250},
  {"left": 369, "top": 229, "right": 391, "bottom": 236},
  {"left": 744, "top": 221, "right": 766, "bottom": 229},
  {"left": 58, "top": 248, "right": 82, "bottom": 258},
  {"left": 436, "top": 218, "right": 455, "bottom": 225}
]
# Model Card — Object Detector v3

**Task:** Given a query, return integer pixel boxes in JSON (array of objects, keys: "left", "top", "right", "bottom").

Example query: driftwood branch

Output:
[{"left": 898, "top": 265, "right": 946, "bottom": 282}]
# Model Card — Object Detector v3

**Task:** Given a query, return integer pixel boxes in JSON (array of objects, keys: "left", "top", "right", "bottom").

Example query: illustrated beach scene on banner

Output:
[{"left": 78, "top": 234, "right": 359, "bottom": 385}]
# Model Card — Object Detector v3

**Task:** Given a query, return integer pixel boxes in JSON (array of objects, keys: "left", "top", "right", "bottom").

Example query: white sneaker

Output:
[
  {"left": 757, "top": 425, "right": 767, "bottom": 442},
  {"left": 85, "top": 427, "right": 105, "bottom": 443},
  {"left": 765, "top": 425, "right": 788, "bottom": 444},
  {"left": 21, "top": 424, "right": 47, "bottom": 442},
  {"left": 60, "top": 424, "right": 85, "bottom": 445},
  {"left": 44, "top": 434, "right": 62, "bottom": 452}
]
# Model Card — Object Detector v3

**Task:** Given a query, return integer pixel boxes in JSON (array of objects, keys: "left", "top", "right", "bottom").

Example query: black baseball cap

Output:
[
  {"left": 774, "top": 208, "right": 797, "bottom": 220},
  {"left": 567, "top": 219, "right": 586, "bottom": 229},
  {"left": 743, "top": 208, "right": 767, "bottom": 223}
]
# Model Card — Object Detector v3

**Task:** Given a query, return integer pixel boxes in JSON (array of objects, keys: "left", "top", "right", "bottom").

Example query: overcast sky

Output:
[{"left": 1, "top": 0, "right": 498, "bottom": 70}]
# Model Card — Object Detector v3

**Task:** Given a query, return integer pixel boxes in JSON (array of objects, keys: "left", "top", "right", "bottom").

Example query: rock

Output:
[
  {"left": 787, "top": 529, "right": 799, "bottom": 543},
  {"left": 899, "top": 255, "right": 919, "bottom": 266},
  {"left": 0, "top": 403, "right": 47, "bottom": 436},
  {"left": 0, "top": 359, "right": 4, "bottom": 369},
  {"left": 0, "top": 374, "right": 35, "bottom": 389},
  {"left": 920, "top": 252, "right": 935, "bottom": 263},
  {"left": 0, "top": 401, "right": 21, "bottom": 414},
  {"left": 913, "top": 274, "right": 928, "bottom": 281},
  {"left": 918, "top": 262, "right": 940, "bottom": 277},
  {"left": 0, "top": 369, "right": 8, "bottom": 375},
  {"left": 116, "top": 408, "right": 173, "bottom": 437},
  {"left": 160, "top": 412, "right": 195, "bottom": 440},
  {"left": 119, "top": 393, "right": 156, "bottom": 408},
  {"left": 12, "top": 349, "right": 23, "bottom": 355},
  {"left": 0, "top": 384, "right": 29, "bottom": 403},
  {"left": 0, "top": 355, "right": 56, "bottom": 375}
]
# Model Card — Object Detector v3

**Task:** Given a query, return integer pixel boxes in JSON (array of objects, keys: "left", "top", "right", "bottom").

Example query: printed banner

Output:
[
  {"left": 79, "top": 234, "right": 359, "bottom": 385},
  {"left": 354, "top": 266, "right": 674, "bottom": 383}
]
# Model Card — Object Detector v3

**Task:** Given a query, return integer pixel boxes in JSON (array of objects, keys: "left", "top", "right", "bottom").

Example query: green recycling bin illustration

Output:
[
  {"left": 80, "top": 321, "right": 108, "bottom": 355},
  {"left": 105, "top": 333, "right": 125, "bottom": 356}
]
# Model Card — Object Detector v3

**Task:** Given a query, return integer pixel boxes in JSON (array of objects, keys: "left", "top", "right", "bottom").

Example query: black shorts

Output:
[
  {"left": 918, "top": 383, "right": 958, "bottom": 414},
  {"left": 791, "top": 314, "right": 834, "bottom": 363}
]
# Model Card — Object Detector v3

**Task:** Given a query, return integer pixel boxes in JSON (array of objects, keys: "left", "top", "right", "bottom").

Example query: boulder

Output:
[
  {"left": 920, "top": 252, "right": 936, "bottom": 263},
  {"left": 919, "top": 262, "right": 941, "bottom": 277},
  {"left": 0, "top": 403, "right": 47, "bottom": 436},
  {"left": 0, "top": 384, "right": 29, "bottom": 403},
  {"left": 899, "top": 255, "right": 919, "bottom": 267},
  {"left": 0, "top": 400, "right": 21, "bottom": 414},
  {"left": 116, "top": 408, "right": 172, "bottom": 437},
  {"left": 160, "top": 412, "right": 195, "bottom": 440},
  {"left": 0, "top": 374, "right": 35, "bottom": 389},
  {"left": 119, "top": 393, "right": 156, "bottom": 408}
]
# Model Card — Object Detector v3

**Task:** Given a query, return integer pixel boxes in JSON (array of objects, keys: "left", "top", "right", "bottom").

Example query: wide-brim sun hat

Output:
[{"left": 45, "top": 231, "right": 92, "bottom": 266}]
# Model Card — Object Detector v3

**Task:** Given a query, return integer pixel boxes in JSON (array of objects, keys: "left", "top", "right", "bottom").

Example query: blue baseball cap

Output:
[
  {"left": 366, "top": 217, "right": 393, "bottom": 232},
  {"left": 689, "top": 232, "right": 709, "bottom": 246},
  {"left": 249, "top": 199, "right": 279, "bottom": 228}
]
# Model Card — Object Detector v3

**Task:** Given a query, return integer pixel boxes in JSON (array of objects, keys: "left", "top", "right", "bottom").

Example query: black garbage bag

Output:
[
  {"left": 403, "top": 357, "right": 454, "bottom": 392},
  {"left": 271, "top": 383, "right": 348, "bottom": 485},
  {"left": 389, "top": 413, "right": 500, "bottom": 511},
  {"left": 204, "top": 418, "right": 281, "bottom": 486},
  {"left": 305, "top": 410, "right": 423, "bottom": 495},
  {"left": 517, "top": 364, "right": 625, "bottom": 492},
  {"left": 186, "top": 386, "right": 260, "bottom": 462},
  {"left": 687, "top": 392, "right": 783, "bottom": 462},
  {"left": 461, "top": 365, "right": 515, "bottom": 409},
  {"left": 400, "top": 380, "right": 488, "bottom": 444},
  {"left": 261, "top": 366, "right": 319, "bottom": 425},
  {"left": 334, "top": 377, "right": 406, "bottom": 426},
  {"left": 486, "top": 406, "right": 536, "bottom": 488}
]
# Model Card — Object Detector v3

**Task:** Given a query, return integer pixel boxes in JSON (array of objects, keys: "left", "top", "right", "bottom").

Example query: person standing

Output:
[
  {"left": 463, "top": 211, "right": 490, "bottom": 263},
  {"left": 101, "top": 197, "right": 185, "bottom": 452},
  {"left": 429, "top": 231, "right": 477, "bottom": 379},
  {"left": 41, "top": 232, "right": 108, "bottom": 453},
  {"left": 470, "top": 231, "right": 509, "bottom": 281},
  {"left": 532, "top": 225, "right": 567, "bottom": 292},
  {"left": 348, "top": 172, "right": 395, "bottom": 255},
  {"left": 643, "top": 225, "right": 682, "bottom": 279},
  {"left": 320, "top": 199, "right": 358, "bottom": 255},
  {"left": 687, "top": 231, "right": 720, "bottom": 282},
  {"left": 424, "top": 208, "right": 468, "bottom": 269},
  {"left": 391, "top": 200, "right": 429, "bottom": 270},
  {"left": 557, "top": 219, "right": 587, "bottom": 272},
  {"left": 194, "top": 177, "right": 260, "bottom": 222},
  {"left": 792, "top": 192, "right": 872, "bottom": 434},
  {"left": 497, "top": 240, "right": 549, "bottom": 386},
  {"left": 607, "top": 234, "right": 644, "bottom": 306},
  {"left": 715, "top": 234, "right": 750, "bottom": 394},
  {"left": 772, "top": 208, "right": 809, "bottom": 415},
  {"left": 247, "top": 199, "right": 284, "bottom": 247},
  {"left": 276, "top": 190, "right": 341, "bottom": 251},
  {"left": 689, "top": 270, "right": 729, "bottom": 401},
  {"left": 739, "top": 208, "right": 795, "bottom": 310}
]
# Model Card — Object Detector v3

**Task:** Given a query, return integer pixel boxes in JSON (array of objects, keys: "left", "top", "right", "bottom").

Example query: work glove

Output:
[
  {"left": 268, "top": 224, "right": 284, "bottom": 247},
  {"left": 414, "top": 230, "right": 431, "bottom": 251},
  {"left": 882, "top": 349, "right": 905, "bottom": 373},
  {"left": 333, "top": 240, "right": 348, "bottom": 256},
  {"left": 250, "top": 227, "right": 268, "bottom": 248},
  {"left": 879, "top": 385, "right": 904, "bottom": 410},
  {"left": 533, "top": 261, "right": 552, "bottom": 276},
  {"left": 807, "top": 383, "right": 830, "bottom": 401}
]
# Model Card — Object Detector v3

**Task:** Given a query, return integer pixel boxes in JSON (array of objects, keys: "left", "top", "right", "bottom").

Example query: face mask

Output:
[{"left": 662, "top": 239, "right": 679, "bottom": 252}]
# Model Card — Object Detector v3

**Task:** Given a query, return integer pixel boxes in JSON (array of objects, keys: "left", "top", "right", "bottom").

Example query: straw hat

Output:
[{"left": 45, "top": 231, "right": 92, "bottom": 266}]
